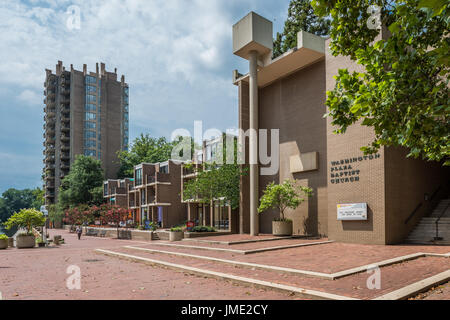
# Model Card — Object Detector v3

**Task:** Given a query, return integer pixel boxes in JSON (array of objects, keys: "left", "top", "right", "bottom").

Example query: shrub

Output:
[
  {"left": 273, "top": 218, "right": 293, "bottom": 223},
  {"left": 0, "top": 234, "right": 8, "bottom": 240},
  {"left": 170, "top": 227, "right": 183, "bottom": 232},
  {"left": 191, "top": 226, "right": 216, "bottom": 233}
]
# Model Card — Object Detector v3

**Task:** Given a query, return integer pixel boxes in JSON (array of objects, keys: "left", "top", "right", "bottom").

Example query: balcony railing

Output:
[
  {"left": 146, "top": 173, "right": 170, "bottom": 184},
  {"left": 45, "top": 107, "right": 56, "bottom": 115},
  {"left": 60, "top": 88, "right": 70, "bottom": 96},
  {"left": 183, "top": 164, "right": 204, "bottom": 177},
  {"left": 61, "top": 116, "right": 70, "bottom": 123},
  {"left": 45, "top": 156, "right": 55, "bottom": 163},
  {"left": 61, "top": 105, "right": 70, "bottom": 114},
  {"left": 109, "top": 187, "right": 126, "bottom": 195},
  {"left": 60, "top": 98, "right": 70, "bottom": 105}
]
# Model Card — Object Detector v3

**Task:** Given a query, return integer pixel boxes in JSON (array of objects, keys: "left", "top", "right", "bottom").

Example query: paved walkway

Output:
[
  {"left": 0, "top": 230, "right": 299, "bottom": 300},
  {"left": 1, "top": 229, "right": 448, "bottom": 300}
]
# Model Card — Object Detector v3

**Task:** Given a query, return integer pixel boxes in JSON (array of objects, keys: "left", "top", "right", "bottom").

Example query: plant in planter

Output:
[
  {"left": 258, "top": 180, "right": 312, "bottom": 236},
  {"left": 169, "top": 227, "right": 184, "bottom": 242},
  {"left": 191, "top": 226, "right": 216, "bottom": 233},
  {"left": 3, "top": 208, "right": 46, "bottom": 249},
  {"left": 36, "top": 237, "right": 46, "bottom": 247},
  {"left": 0, "top": 234, "right": 8, "bottom": 250}
]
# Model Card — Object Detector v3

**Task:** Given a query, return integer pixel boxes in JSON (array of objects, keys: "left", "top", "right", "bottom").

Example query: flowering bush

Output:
[{"left": 64, "top": 204, "right": 128, "bottom": 228}]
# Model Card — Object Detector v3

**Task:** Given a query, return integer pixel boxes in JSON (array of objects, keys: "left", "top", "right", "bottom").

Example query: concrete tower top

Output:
[{"left": 232, "top": 11, "right": 273, "bottom": 60}]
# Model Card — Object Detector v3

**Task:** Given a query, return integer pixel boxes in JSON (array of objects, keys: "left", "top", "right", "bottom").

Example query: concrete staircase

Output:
[
  {"left": 405, "top": 199, "right": 450, "bottom": 245},
  {"left": 152, "top": 230, "right": 170, "bottom": 241}
]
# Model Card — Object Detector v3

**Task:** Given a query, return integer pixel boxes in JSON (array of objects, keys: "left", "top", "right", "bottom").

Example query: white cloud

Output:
[
  {"left": 18, "top": 89, "right": 41, "bottom": 106},
  {"left": 0, "top": 0, "right": 291, "bottom": 192}
]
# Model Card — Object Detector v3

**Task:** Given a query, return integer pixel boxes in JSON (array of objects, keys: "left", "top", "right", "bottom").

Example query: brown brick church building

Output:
[{"left": 233, "top": 12, "right": 450, "bottom": 245}]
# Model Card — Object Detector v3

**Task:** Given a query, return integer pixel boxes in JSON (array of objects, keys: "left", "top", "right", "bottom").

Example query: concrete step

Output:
[{"left": 405, "top": 240, "right": 450, "bottom": 245}]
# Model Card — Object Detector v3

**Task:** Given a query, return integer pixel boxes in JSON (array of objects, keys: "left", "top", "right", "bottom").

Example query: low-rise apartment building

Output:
[
  {"left": 103, "top": 178, "right": 133, "bottom": 208},
  {"left": 127, "top": 160, "right": 186, "bottom": 228},
  {"left": 181, "top": 136, "right": 238, "bottom": 232}
]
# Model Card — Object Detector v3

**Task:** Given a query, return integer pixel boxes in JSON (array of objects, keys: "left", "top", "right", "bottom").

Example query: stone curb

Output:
[
  {"left": 182, "top": 236, "right": 293, "bottom": 246},
  {"left": 373, "top": 270, "right": 450, "bottom": 300},
  {"left": 123, "top": 245, "right": 333, "bottom": 279},
  {"left": 124, "top": 246, "right": 450, "bottom": 281},
  {"left": 149, "top": 240, "right": 334, "bottom": 255},
  {"left": 95, "top": 248, "right": 356, "bottom": 300}
]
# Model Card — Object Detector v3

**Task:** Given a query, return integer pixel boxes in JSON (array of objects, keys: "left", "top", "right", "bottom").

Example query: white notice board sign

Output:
[{"left": 337, "top": 203, "right": 367, "bottom": 221}]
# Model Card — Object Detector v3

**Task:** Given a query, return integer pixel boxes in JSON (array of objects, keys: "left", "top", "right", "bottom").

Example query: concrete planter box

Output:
[
  {"left": 16, "top": 235, "right": 36, "bottom": 249},
  {"left": 0, "top": 239, "right": 7, "bottom": 249},
  {"left": 272, "top": 221, "right": 293, "bottom": 236},
  {"left": 169, "top": 231, "right": 183, "bottom": 242}
]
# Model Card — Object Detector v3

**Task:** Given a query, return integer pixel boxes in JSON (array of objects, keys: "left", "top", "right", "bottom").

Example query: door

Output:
[{"left": 157, "top": 206, "right": 163, "bottom": 227}]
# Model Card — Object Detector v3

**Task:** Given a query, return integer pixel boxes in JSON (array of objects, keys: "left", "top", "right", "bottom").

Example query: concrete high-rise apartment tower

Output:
[{"left": 43, "top": 61, "right": 129, "bottom": 205}]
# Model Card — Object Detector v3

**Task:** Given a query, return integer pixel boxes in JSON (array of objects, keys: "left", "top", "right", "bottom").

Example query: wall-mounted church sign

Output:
[
  {"left": 337, "top": 203, "right": 368, "bottom": 221},
  {"left": 330, "top": 154, "right": 381, "bottom": 184}
]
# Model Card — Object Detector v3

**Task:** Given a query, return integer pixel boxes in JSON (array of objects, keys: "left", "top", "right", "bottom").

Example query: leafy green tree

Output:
[
  {"left": 0, "top": 198, "right": 6, "bottom": 223},
  {"left": 58, "top": 155, "right": 105, "bottom": 209},
  {"left": 182, "top": 135, "right": 245, "bottom": 210},
  {"left": 183, "top": 163, "right": 244, "bottom": 210},
  {"left": 31, "top": 188, "right": 44, "bottom": 210},
  {"left": 312, "top": 0, "right": 449, "bottom": 165},
  {"left": 3, "top": 208, "right": 46, "bottom": 235},
  {"left": 48, "top": 204, "right": 63, "bottom": 227},
  {"left": 0, "top": 188, "right": 35, "bottom": 222},
  {"left": 273, "top": 0, "right": 330, "bottom": 58},
  {"left": 258, "top": 180, "right": 312, "bottom": 221},
  {"left": 117, "top": 134, "right": 176, "bottom": 178}
]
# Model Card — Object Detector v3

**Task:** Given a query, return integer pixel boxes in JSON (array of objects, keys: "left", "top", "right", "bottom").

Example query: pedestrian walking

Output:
[{"left": 76, "top": 226, "right": 82, "bottom": 240}]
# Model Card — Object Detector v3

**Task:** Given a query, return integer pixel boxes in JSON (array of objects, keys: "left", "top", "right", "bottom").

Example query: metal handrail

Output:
[
  {"left": 435, "top": 202, "right": 450, "bottom": 240},
  {"left": 404, "top": 185, "right": 442, "bottom": 225},
  {"left": 405, "top": 203, "right": 423, "bottom": 225}
]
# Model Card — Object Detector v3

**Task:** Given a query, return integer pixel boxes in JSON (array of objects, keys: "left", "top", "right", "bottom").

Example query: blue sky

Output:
[{"left": 0, "top": 0, "right": 291, "bottom": 194}]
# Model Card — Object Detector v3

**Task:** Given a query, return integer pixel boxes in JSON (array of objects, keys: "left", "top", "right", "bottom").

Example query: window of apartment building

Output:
[
  {"left": 135, "top": 168, "right": 142, "bottom": 186},
  {"left": 141, "top": 190, "right": 146, "bottom": 205},
  {"left": 84, "top": 130, "right": 96, "bottom": 139},
  {"left": 213, "top": 202, "right": 229, "bottom": 230},
  {"left": 85, "top": 112, "right": 96, "bottom": 121},
  {"left": 86, "top": 85, "right": 96, "bottom": 93},
  {"left": 85, "top": 103, "right": 96, "bottom": 112},
  {"left": 206, "top": 145, "right": 212, "bottom": 161},
  {"left": 84, "top": 149, "right": 96, "bottom": 157},
  {"left": 85, "top": 140, "right": 96, "bottom": 148},
  {"left": 104, "top": 183, "right": 108, "bottom": 196},
  {"left": 196, "top": 151, "right": 203, "bottom": 163},
  {"left": 85, "top": 76, "right": 97, "bottom": 85},
  {"left": 159, "top": 165, "right": 169, "bottom": 174},
  {"left": 86, "top": 94, "right": 96, "bottom": 103},
  {"left": 85, "top": 121, "right": 96, "bottom": 129}
]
